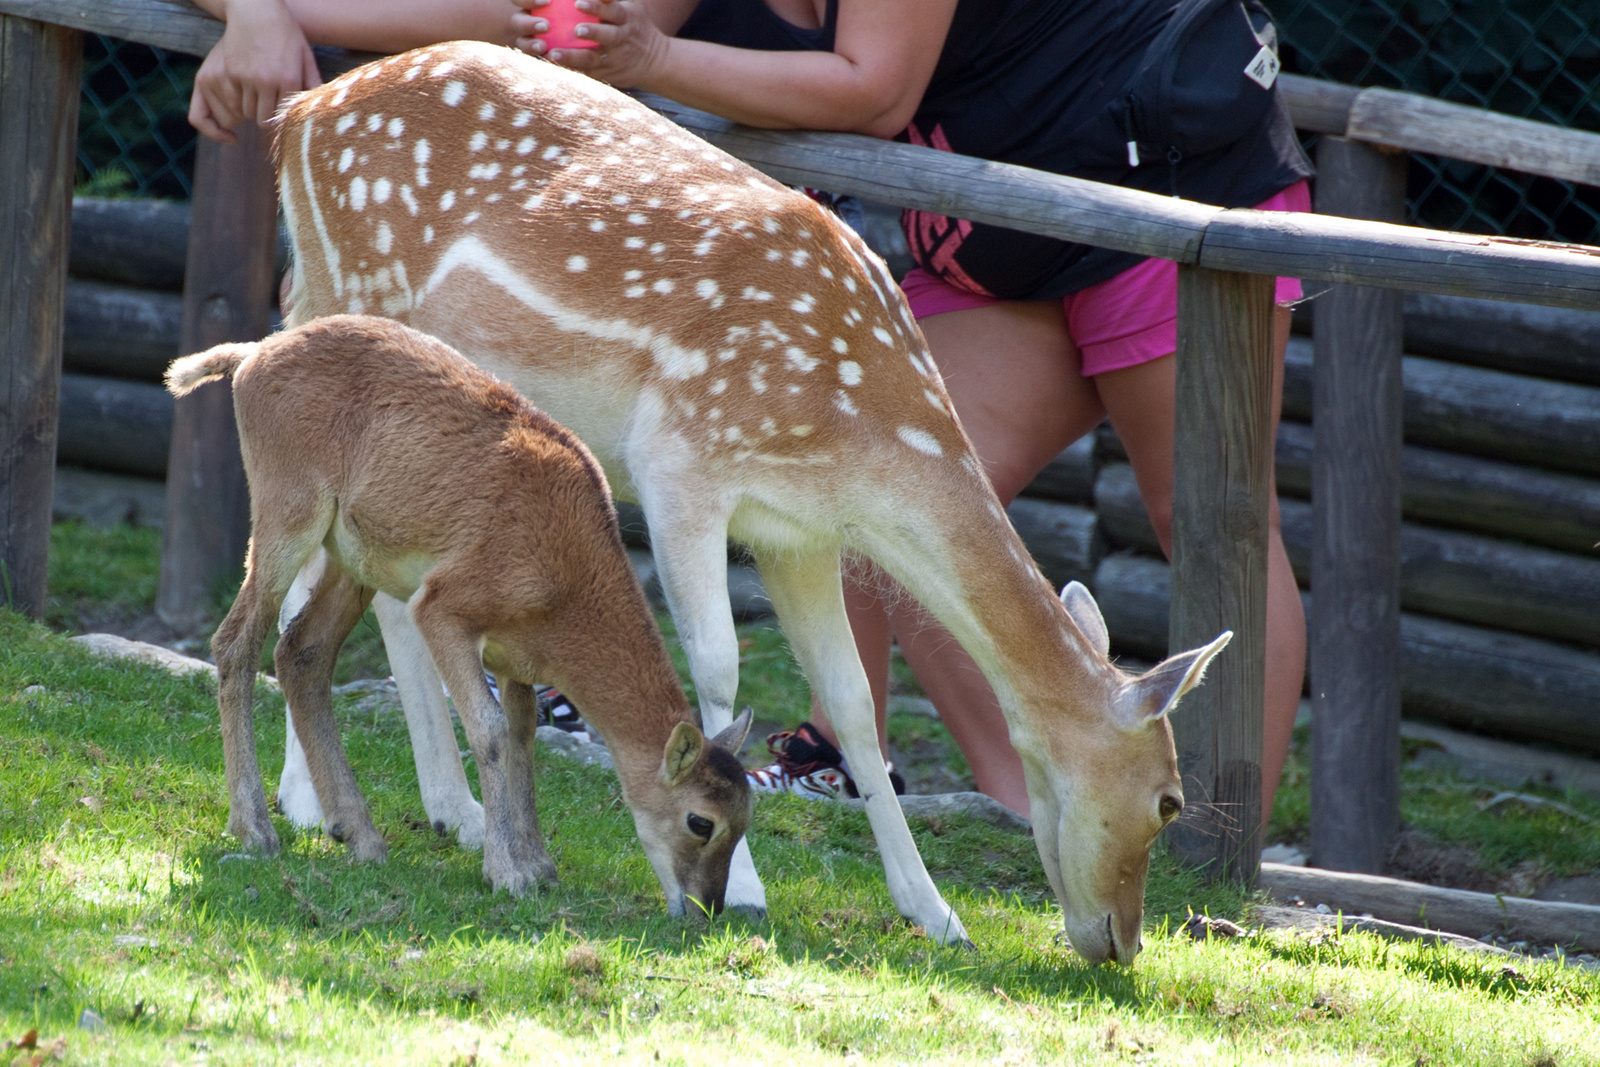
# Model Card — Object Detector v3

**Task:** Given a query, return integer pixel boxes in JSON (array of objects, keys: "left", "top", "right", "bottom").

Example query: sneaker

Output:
[
  {"left": 536, "top": 687, "right": 592, "bottom": 744},
  {"left": 746, "top": 722, "right": 905, "bottom": 799}
]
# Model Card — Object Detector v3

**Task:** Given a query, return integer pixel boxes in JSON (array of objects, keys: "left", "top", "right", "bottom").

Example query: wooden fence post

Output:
[
  {"left": 1167, "top": 266, "right": 1276, "bottom": 882},
  {"left": 0, "top": 16, "right": 80, "bottom": 619},
  {"left": 1310, "top": 137, "right": 1407, "bottom": 873},
  {"left": 155, "top": 124, "right": 277, "bottom": 630}
]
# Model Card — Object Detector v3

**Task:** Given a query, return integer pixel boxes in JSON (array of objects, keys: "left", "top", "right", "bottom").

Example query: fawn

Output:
[
  {"left": 272, "top": 42, "right": 1230, "bottom": 962},
  {"left": 167, "top": 315, "right": 753, "bottom": 913}
]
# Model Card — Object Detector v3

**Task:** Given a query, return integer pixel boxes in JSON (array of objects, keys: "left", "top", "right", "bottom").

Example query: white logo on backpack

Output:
[{"left": 1244, "top": 44, "right": 1280, "bottom": 90}]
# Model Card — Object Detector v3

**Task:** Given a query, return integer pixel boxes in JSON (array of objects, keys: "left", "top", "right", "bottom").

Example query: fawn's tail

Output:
[{"left": 165, "top": 343, "right": 255, "bottom": 397}]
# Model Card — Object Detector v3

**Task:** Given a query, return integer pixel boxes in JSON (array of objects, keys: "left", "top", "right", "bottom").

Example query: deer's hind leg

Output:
[
  {"left": 275, "top": 558, "right": 385, "bottom": 861},
  {"left": 211, "top": 498, "right": 334, "bottom": 856},
  {"left": 755, "top": 545, "right": 972, "bottom": 947}
]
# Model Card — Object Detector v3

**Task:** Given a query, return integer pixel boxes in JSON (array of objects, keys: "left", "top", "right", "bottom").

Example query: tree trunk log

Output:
[
  {"left": 63, "top": 280, "right": 183, "bottom": 381},
  {"left": 57, "top": 374, "right": 173, "bottom": 478},
  {"left": 1005, "top": 498, "right": 1102, "bottom": 592},
  {"left": 1275, "top": 420, "right": 1600, "bottom": 558},
  {"left": 1018, "top": 435, "right": 1098, "bottom": 505},
  {"left": 1259, "top": 862, "right": 1600, "bottom": 952},
  {"left": 69, "top": 196, "right": 190, "bottom": 291},
  {"left": 1282, "top": 338, "right": 1600, "bottom": 478},
  {"left": 0, "top": 16, "right": 80, "bottom": 618}
]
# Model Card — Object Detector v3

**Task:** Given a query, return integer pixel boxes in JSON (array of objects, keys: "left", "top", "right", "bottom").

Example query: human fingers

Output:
[
  {"left": 299, "top": 42, "right": 323, "bottom": 93},
  {"left": 187, "top": 90, "right": 237, "bottom": 145}
]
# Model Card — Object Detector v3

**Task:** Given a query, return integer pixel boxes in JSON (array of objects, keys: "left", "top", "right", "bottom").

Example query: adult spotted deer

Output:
[
  {"left": 168, "top": 315, "right": 754, "bottom": 913},
  {"left": 273, "top": 42, "right": 1230, "bottom": 963}
]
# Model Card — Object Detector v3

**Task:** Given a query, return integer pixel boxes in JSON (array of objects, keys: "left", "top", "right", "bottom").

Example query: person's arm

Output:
[
  {"left": 521, "top": 0, "right": 956, "bottom": 139},
  {"left": 188, "top": 0, "right": 537, "bottom": 142}
]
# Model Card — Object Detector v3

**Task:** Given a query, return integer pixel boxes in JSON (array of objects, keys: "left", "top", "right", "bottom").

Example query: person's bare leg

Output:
[
  {"left": 812, "top": 301, "right": 1106, "bottom": 815},
  {"left": 1091, "top": 308, "right": 1305, "bottom": 823}
]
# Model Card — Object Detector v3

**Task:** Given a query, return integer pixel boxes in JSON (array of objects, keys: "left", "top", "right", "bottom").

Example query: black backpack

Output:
[{"left": 1112, "top": 0, "right": 1284, "bottom": 185}]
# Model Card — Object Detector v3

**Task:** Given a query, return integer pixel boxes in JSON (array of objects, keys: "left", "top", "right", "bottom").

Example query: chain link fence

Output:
[{"left": 76, "top": 5, "right": 1600, "bottom": 242}]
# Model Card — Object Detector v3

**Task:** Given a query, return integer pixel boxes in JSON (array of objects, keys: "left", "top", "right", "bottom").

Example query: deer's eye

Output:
[
  {"left": 1159, "top": 796, "right": 1183, "bottom": 823},
  {"left": 686, "top": 814, "right": 714, "bottom": 840}
]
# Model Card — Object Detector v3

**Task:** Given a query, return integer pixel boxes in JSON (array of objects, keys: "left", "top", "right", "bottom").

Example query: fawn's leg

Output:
[
  {"left": 757, "top": 545, "right": 972, "bottom": 947},
  {"left": 275, "top": 561, "right": 386, "bottom": 862},
  {"left": 411, "top": 593, "right": 556, "bottom": 894},
  {"left": 277, "top": 550, "right": 328, "bottom": 829},
  {"left": 496, "top": 675, "right": 556, "bottom": 877}
]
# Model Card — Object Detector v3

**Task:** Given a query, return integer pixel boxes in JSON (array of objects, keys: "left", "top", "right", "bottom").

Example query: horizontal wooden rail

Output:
[
  {"left": 9, "top": 0, "right": 1600, "bottom": 311},
  {"left": 1279, "top": 74, "right": 1600, "bottom": 188}
]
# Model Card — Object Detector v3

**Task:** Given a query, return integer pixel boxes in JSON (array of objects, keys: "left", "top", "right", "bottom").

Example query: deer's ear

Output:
[
  {"left": 662, "top": 721, "right": 704, "bottom": 785},
  {"left": 1059, "top": 581, "right": 1110, "bottom": 657},
  {"left": 1113, "top": 631, "right": 1232, "bottom": 729},
  {"left": 710, "top": 707, "right": 753, "bottom": 754}
]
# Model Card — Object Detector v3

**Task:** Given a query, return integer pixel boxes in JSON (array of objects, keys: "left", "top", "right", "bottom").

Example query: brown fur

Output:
[{"left": 173, "top": 315, "right": 751, "bottom": 909}]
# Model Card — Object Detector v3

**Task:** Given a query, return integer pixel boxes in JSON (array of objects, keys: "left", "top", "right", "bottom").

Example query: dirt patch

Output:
[{"left": 1383, "top": 828, "right": 1549, "bottom": 898}]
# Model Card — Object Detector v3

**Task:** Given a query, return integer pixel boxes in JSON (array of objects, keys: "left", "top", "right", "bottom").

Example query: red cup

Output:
[{"left": 539, "top": 0, "right": 602, "bottom": 50}]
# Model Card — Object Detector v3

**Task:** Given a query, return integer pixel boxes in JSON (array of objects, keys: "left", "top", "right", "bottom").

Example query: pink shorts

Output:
[{"left": 899, "top": 180, "right": 1311, "bottom": 377}]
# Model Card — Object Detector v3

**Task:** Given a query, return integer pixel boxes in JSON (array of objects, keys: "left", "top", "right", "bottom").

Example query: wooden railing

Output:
[{"left": 4, "top": 0, "right": 1599, "bottom": 882}]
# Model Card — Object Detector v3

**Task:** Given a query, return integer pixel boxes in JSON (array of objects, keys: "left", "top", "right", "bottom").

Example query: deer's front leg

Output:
[
  {"left": 412, "top": 595, "right": 555, "bottom": 895},
  {"left": 373, "top": 591, "right": 486, "bottom": 847},
  {"left": 635, "top": 474, "right": 766, "bottom": 918},
  {"left": 758, "top": 547, "right": 972, "bottom": 947}
]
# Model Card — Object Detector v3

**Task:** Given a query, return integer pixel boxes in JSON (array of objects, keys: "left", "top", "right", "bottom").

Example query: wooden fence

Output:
[{"left": 5, "top": 0, "right": 1600, "bottom": 883}]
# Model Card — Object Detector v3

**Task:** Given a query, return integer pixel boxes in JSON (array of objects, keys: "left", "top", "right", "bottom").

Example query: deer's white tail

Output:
[{"left": 165, "top": 343, "right": 256, "bottom": 397}]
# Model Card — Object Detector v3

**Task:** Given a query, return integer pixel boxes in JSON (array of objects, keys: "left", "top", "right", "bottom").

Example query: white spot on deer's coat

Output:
[
  {"left": 424, "top": 225, "right": 435, "bottom": 243},
  {"left": 469, "top": 163, "right": 501, "bottom": 180},
  {"left": 626, "top": 285, "right": 646, "bottom": 298},
  {"left": 366, "top": 113, "right": 384, "bottom": 132},
  {"left": 431, "top": 61, "right": 456, "bottom": 78},
  {"left": 439, "top": 190, "right": 456, "bottom": 211},
  {"left": 873, "top": 326, "right": 895, "bottom": 347},
  {"left": 790, "top": 294, "right": 816, "bottom": 314},
  {"left": 650, "top": 242, "right": 665, "bottom": 254},
  {"left": 742, "top": 287, "right": 772, "bottom": 302},
  {"left": 790, "top": 249, "right": 811, "bottom": 267},
  {"left": 373, "top": 178, "right": 392, "bottom": 203},
  {"left": 834, "top": 390, "right": 859, "bottom": 416},
  {"left": 375, "top": 221, "right": 393, "bottom": 255},
  {"left": 590, "top": 220, "right": 608, "bottom": 232},
  {"left": 838, "top": 361, "right": 863, "bottom": 386},
  {"left": 898, "top": 427, "right": 944, "bottom": 456},
  {"left": 336, "top": 114, "right": 357, "bottom": 135},
  {"left": 791, "top": 424, "right": 813, "bottom": 436},
  {"left": 709, "top": 379, "right": 728, "bottom": 396},
  {"left": 625, "top": 237, "right": 645, "bottom": 250},
  {"left": 349, "top": 177, "right": 368, "bottom": 211},
  {"left": 338, "top": 147, "right": 355, "bottom": 173},
  {"left": 512, "top": 109, "right": 532, "bottom": 127},
  {"left": 924, "top": 389, "right": 947, "bottom": 413},
  {"left": 477, "top": 103, "right": 495, "bottom": 121},
  {"left": 400, "top": 185, "right": 418, "bottom": 215},
  {"left": 567, "top": 255, "right": 588, "bottom": 272},
  {"left": 442, "top": 80, "right": 467, "bottom": 107},
  {"left": 624, "top": 270, "right": 643, "bottom": 281},
  {"left": 652, "top": 278, "right": 675, "bottom": 294},
  {"left": 469, "top": 131, "right": 488, "bottom": 152},
  {"left": 696, "top": 279, "right": 719, "bottom": 299},
  {"left": 844, "top": 276, "right": 858, "bottom": 293},
  {"left": 463, "top": 211, "right": 481, "bottom": 224},
  {"left": 387, "top": 117, "right": 405, "bottom": 138},
  {"left": 414, "top": 139, "right": 431, "bottom": 165},
  {"left": 763, "top": 217, "right": 780, "bottom": 233},
  {"left": 786, "top": 347, "right": 819, "bottom": 372},
  {"left": 694, "top": 240, "right": 714, "bottom": 256},
  {"left": 628, "top": 213, "right": 647, "bottom": 225},
  {"left": 831, "top": 337, "right": 848, "bottom": 354}
]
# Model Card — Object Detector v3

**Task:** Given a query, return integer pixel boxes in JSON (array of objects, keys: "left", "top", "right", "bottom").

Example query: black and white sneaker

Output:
[{"left": 536, "top": 687, "right": 591, "bottom": 744}]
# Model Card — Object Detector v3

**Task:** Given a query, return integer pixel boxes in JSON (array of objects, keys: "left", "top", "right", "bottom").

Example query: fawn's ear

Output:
[
  {"left": 1059, "top": 581, "right": 1110, "bottom": 657},
  {"left": 662, "top": 721, "right": 704, "bottom": 786},
  {"left": 1113, "top": 631, "right": 1232, "bottom": 729},
  {"left": 710, "top": 707, "right": 753, "bottom": 754}
]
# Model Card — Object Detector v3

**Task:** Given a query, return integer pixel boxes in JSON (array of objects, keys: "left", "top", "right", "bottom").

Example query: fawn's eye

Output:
[
  {"left": 686, "top": 814, "right": 714, "bottom": 840},
  {"left": 1159, "top": 796, "right": 1183, "bottom": 823}
]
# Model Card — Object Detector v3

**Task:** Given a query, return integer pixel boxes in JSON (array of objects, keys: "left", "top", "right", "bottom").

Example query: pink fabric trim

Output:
[{"left": 901, "top": 180, "right": 1312, "bottom": 376}]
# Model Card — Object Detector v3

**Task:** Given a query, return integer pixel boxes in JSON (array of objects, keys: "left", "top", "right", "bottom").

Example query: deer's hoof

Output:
[{"left": 725, "top": 902, "right": 768, "bottom": 923}]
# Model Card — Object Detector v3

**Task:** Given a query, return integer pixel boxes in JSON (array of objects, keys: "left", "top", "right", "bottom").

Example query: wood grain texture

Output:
[
  {"left": 0, "top": 16, "right": 80, "bottom": 617},
  {"left": 1259, "top": 862, "right": 1600, "bottom": 952},
  {"left": 1310, "top": 137, "right": 1406, "bottom": 875},
  {"left": 1004, "top": 498, "right": 1103, "bottom": 592},
  {"left": 1167, "top": 267, "right": 1276, "bottom": 883},
  {"left": 1280, "top": 339, "right": 1600, "bottom": 479},
  {"left": 1277, "top": 74, "right": 1356, "bottom": 136},
  {"left": 0, "top": 0, "right": 220, "bottom": 56},
  {"left": 1349, "top": 86, "right": 1600, "bottom": 187},
  {"left": 1275, "top": 420, "right": 1600, "bottom": 558},
  {"left": 63, "top": 280, "right": 183, "bottom": 381},
  {"left": 70, "top": 196, "right": 191, "bottom": 290},
  {"left": 155, "top": 125, "right": 278, "bottom": 630},
  {"left": 57, "top": 373, "right": 173, "bottom": 478}
]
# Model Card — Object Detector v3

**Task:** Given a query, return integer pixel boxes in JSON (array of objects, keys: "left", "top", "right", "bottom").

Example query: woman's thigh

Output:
[{"left": 915, "top": 299, "right": 1106, "bottom": 503}]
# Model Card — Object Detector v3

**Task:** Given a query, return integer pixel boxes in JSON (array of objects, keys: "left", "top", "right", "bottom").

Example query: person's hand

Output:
[
  {"left": 514, "top": 0, "right": 670, "bottom": 89},
  {"left": 189, "top": 0, "right": 322, "bottom": 144}
]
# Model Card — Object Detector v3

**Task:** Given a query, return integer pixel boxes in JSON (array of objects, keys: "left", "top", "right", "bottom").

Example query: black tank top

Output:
[{"left": 678, "top": 0, "right": 1311, "bottom": 299}]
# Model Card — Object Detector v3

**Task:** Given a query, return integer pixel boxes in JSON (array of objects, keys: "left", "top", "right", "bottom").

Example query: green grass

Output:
[{"left": 16, "top": 521, "right": 1599, "bottom": 1063}]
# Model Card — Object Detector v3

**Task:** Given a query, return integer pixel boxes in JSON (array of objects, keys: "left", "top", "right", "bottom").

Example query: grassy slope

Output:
[{"left": 8, "top": 522, "right": 1596, "bottom": 1064}]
